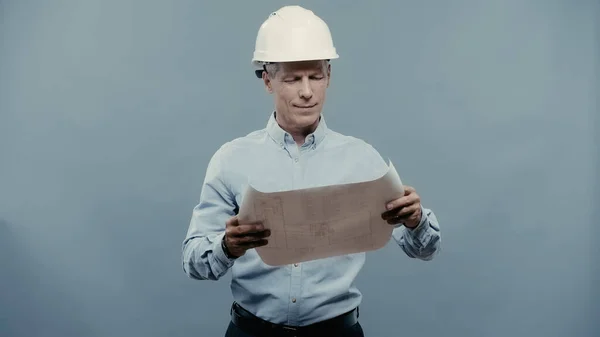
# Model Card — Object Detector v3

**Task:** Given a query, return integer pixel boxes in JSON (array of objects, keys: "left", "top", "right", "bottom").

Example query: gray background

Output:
[{"left": 1, "top": 1, "right": 598, "bottom": 336}]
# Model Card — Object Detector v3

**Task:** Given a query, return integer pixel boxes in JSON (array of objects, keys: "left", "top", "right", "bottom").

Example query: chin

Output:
[
  {"left": 294, "top": 109, "right": 320, "bottom": 123},
  {"left": 294, "top": 105, "right": 320, "bottom": 115}
]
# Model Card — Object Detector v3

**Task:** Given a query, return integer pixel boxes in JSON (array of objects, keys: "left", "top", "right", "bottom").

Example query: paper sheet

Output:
[{"left": 238, "top": 160, "right": 404, "bottom": 266}]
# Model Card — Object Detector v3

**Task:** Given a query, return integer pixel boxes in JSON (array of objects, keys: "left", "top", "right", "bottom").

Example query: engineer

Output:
[{"left": 182, "top": 5, "right": 442, "bottom": 337}]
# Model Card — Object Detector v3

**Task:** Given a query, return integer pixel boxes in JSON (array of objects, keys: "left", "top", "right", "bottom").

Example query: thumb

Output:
[{"left": 226, "top": 215, "right": 239, "bottom": 227}]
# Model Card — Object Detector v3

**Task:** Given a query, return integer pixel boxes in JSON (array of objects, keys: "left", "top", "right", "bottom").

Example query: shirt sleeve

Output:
[
  {"left": 358, "top": 141, "right": 442, "bottom": 261},
  {"left": 181, "top": 147, "right": 238, "bottom": 280},
  {"left": 392, "top": 205, "right": 441, "bottom": 261}
]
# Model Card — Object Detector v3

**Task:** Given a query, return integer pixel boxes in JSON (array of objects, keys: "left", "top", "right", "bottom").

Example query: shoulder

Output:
[
  {"left": 212, "top": 129, "right": 267, "bottom": 162},
  {"left": 324, "top": 129, "right": 389, "bottom": 179},
  {"left": 326, "top": 129, "right": 386, "bottom": 161},
  {"left": 202, "top": 128, "right": 267, "bottom": 185}
]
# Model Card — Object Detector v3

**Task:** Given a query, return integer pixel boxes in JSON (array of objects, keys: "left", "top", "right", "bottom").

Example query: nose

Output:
[{"left": 299, "top": 77, "right": 313, "bottom": 100}]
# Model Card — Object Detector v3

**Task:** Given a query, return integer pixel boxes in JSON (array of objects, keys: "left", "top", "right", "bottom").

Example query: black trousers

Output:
[{"left": 224, "top": 320, "right": 365, "bottom": 337}]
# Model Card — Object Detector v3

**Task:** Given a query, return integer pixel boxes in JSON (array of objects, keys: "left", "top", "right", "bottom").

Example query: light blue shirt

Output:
[{"left": 182, "top": 112, "right": 441, "bottom": 326}]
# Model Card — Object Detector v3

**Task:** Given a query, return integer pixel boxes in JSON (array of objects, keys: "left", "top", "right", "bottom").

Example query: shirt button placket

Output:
[
  {"left": 288, "top": 263, "right": 302, "bottom": 325},
  {"left": 291, "top": 146, "right": 302, "bottom": 189}
]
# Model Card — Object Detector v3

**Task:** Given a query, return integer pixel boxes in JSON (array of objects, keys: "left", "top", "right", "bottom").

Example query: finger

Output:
[
  {"left": 403, "top": 185, "right": 415, "bottom": 194},
  {"left": 235, "top": 230, "right": 271, "bottom": 244},
  {"left": 383, "top": 195, "right": 418, "bottom": 216},
  {"left": 385, "top": 213, "right": 405, "bottom": 225},
  {"left": 385, "top": 194, "right": 415, "bottom": 211},
  {"left": 394, "top": 203, "right": 420, "bottom": 219},
  {"left": 383, "top": 204, "right": 419, "bottom": 224},
  {"left": 226, "top": 216, "right": 239, "bottom": 227},
  {"left": 230, "top": 223, "right": 265, "bottom": 237},
  {"left": 384, "top": 197, "right": 409, "bottom": 212},
  {"left": 381, "top": 208, "right": 398, "bottom": 220},
  {"left": 227, "top": 216, "right": 262, "bottom": 228},
  {"left": 227, "top": 229, "right": 270, "bottom": 245},
  {"left": 237, "top": 239, "right": 269, "bottom": 249},
  {"left": 230, "top": 235, "right": 269, "bottom": 248},
  {"left": 225, "top": 224, "right": 264, "bottom": 236},
  {"left": 381, "top": 209, "right": 398, "bottom": 220}
]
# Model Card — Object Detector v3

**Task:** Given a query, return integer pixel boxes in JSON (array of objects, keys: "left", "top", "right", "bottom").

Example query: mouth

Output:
[{"left": 294, "top": 103, "right": 317, "bottom": 109}]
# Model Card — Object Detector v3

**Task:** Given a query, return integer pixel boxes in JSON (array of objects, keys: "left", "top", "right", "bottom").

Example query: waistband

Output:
[{"left": 230, "top": 302, "right": 359, "bottom": 336}]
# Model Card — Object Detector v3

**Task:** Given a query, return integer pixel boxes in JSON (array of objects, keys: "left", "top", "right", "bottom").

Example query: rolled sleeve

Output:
[
  {"left": 212, "top": 232, "right": 237, "bottom": 270},
  {"left": 392, "top": 206, "right": 441, "bottom": 260},
  {"left": 181, "top": 145, "right": 238, "bottom": 280}
]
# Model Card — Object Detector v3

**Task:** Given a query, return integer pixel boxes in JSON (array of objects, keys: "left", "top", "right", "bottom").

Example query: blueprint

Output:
[{"left": 237, "top": 160, "right": 405, "bottom": 266}]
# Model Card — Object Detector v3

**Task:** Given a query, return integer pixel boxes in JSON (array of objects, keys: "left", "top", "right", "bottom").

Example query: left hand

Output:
[{"left": 381, "top": 185, "right": 422, "bottom": 228}]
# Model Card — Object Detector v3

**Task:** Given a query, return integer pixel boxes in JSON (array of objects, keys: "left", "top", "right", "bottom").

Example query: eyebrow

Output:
[{"left": 283, "top": 70, "right": 325, "bottom": 77}]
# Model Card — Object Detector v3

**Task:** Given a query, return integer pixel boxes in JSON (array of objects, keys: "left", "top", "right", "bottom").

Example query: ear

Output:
[{"left": 262, "top": 71, "right": 273, "bottom": 93}]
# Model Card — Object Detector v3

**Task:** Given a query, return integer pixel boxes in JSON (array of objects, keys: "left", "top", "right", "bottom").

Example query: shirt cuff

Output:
[
  {"left": 401, "top": 206, "right": 433, "bottom": 247},
  {"left": 212, "top": 232, "right": 236, "bottom": 271}
]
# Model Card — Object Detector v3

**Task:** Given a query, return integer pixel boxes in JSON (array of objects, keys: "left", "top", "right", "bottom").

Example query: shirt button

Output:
[
  {"left": 294, "top": 263, "right": 298, "bottom": 267},
  {"left": 294, "top": 158, "right": 298, "bottom": 162},
  {"left": 291, "top": 298, "right": 296, "bottom": 303}
]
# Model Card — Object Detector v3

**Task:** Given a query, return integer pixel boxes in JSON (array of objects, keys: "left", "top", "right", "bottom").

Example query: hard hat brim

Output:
[{"left": 253, "top": 58, "right": 334, "bottom": 79}]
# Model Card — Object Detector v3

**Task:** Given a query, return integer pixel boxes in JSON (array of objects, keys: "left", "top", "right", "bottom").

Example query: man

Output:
[{"left": 182, "top": 5, "right": 441, "bottom": 337}]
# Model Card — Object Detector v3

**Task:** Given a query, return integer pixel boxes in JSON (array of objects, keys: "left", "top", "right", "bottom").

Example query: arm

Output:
[
  {"left": 181, "top": 148, "right": 237, "bottom": 280},
  {"left": 359, "top": 141, "right": 442, "bottom": 261},
  {"left": 392, "top": 206, "right": 441, "bottom": 261}
]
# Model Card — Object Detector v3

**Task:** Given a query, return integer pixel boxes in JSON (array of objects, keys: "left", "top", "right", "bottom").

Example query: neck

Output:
[
  {"left": 289, "top": 127, "right": 315, "bottom": 146},
  {"left": 275, "top": 113, "right": 320, "bottom": 146}
]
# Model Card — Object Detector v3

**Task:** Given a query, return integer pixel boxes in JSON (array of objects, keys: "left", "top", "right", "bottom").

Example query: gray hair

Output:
[{"left": 263, "top": 60, "right": 329, "bottom": 79}]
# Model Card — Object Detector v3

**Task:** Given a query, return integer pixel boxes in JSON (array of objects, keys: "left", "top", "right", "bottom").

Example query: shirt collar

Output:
[{"left": 266, "top": 111, "right": 328, "bottom": 148}]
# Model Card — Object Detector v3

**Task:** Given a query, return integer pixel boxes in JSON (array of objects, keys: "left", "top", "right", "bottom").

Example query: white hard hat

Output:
[{"left": 252, "top": 5, "right": 339, "bottom": 78}]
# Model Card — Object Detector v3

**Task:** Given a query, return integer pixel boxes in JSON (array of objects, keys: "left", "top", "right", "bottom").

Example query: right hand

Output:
[{"left": 224, "top": 216, "right": 270, "bottom": 258}]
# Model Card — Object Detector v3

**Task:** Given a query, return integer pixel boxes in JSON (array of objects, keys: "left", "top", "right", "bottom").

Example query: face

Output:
[{"left": 262, "top": 60, "right": 331, "bottom": 132}]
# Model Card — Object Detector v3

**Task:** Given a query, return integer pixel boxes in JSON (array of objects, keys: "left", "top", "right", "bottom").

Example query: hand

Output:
[
  {"left": 381, "top": 185, "right": 422, "bottom": 228},
  {"left": 224, "top": 216, "right": 270, "bottom": 258}
]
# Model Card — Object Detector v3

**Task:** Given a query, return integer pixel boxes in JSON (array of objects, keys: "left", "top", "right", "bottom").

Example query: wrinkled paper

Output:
[{"left": 238, "top": 160, "right": 404, "bottom": 266}]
